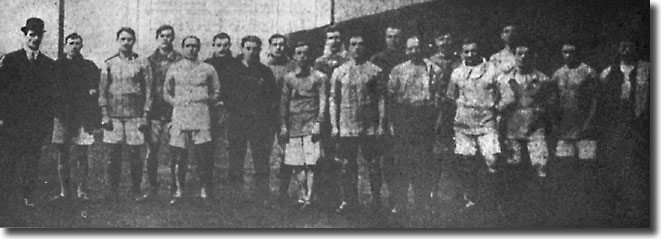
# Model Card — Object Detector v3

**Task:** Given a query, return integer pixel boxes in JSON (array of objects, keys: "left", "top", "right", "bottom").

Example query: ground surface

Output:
[{"left": 0, "top": 133, "right": 650, "bottom": 228}]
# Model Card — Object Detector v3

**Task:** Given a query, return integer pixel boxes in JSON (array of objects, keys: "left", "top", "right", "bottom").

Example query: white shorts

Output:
[
  {"left": 505, "top": 131, "right": 548, "bottom": 166},
  {"left": 102, "top": 118, "right": 145, "bottom": 145},
  {"left": 454, "top": 131, "right": 500, "bottom": 157},
  {"left": 169, "top": 128, "right": 212, "bottom": 149},
  {"left": 284, "top": 135, "right": 321, "bottom": 166},
  {"left": 52, "top": 118, "right": 95, "bottom": 145},
  {"left": 556, "top": 139, "right": 597, "bottom": 160}
]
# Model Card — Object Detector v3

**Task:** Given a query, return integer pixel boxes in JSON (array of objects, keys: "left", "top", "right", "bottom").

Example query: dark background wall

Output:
[{"left": 288, "top": 0, "right": 650, "bottom": 75}]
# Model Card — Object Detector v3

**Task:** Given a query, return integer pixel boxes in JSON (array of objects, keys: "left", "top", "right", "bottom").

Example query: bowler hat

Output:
[{"left": 21, "top": 17, "right": 45, "bottom": 34}]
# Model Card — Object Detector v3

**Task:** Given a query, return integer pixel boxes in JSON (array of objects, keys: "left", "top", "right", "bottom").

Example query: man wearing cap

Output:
[
  {"left": 49, "top": 33, "right": 101, "bottom": 202},
  {"left": 137, "top": 25, "right": 182, "bottom": 203},
  {"left": 0, "top": 17, "right": 57, "bottom": 208},
  {"left": 99, "top": 27, "right": 152, "bottom": 201}
]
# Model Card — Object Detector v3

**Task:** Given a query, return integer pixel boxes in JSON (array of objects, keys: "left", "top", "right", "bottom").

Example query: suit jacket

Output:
[{"left": 0, "top": 48, "right": 57, "bottom": 138}]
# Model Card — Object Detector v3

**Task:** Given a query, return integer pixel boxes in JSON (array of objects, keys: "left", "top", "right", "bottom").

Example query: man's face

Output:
[
  {"left": 326, "top": 31, "right": 342, "bottom": 52},
  {"left": 385, "top": 28, "right": 402, "bottom": 50},
  {"left": 561, "top": 44, "right": 577, "bottom": 65},
  {"left": 618, "top": 41, "right": 635, "bottom": 59},
  {"left": 461, "top": 43, "right": 480, "bottom": 65},
  {"left": 157, "top": 29, "right": 174, "bottom": 50},
  {"left": 182, "top": 38, "right": 200, "bottom": 59},
  {"left": 435, "top": 33, "right": 453, "bottom": 52},
  {"left": 242, "top": 41, "right": 261, "bottom": 61},
  {"left": 405, "top": 37, "right": 421, "bottom": 61},
  {"left": 514, "top": 46, "right": 533, "bottom": 68},
  {"left": 212, "top": 38, "right": 231, "bottom": 56},
  {"left": 293, "top": 45, "right": 311, "bottom": 68},
  {"left": 117, "top": 31, "right": 135, "bottom": 52},
  {"left": 500, "top": 25, "right": 517, "bottom": 45},
  {"left": 25, "top": 30, "right": 43, "bottom": 50},
  {"left": 348, "top": 36, "right": 366, "bottom": 59},
  {"left": 64, "top": 37, "right": 83, "bottom": 57},
  {"left": 269, "top": 37, "right": 286, "bottom": 57}
]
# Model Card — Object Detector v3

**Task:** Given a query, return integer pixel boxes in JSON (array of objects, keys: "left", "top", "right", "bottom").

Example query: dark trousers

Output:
[
  {"left": 274, "top": 134, "right": 291, "bottom": 196},
  {"left": 144, "top": 120, "right": 170, "bottom": 194},
  {"left": 170, "top": 142, "right": 214, "bottom": 197},
  {"left": 1, "top": 136, "right": 43, "bottom": 204},
  {"left": 385, "top": 136, "right": 438, "bottom": 208},
  {"left": 385, "top": 104, "right": 441, "bottom": 208},
  {"left": 335, "top": 136, "right": 383, "bottom": 205},
  {"left": 443, "top": 155, "right": 489, "bottom": 206},
  {"left": 598, "top": 122, "right": 650, "bottom": 227},
  {"left": 227, "top": 115, "right": 274, "bottom": 193},
  {"left": 55, "top": 144, "right": 90, "bottom": 197},
  {"left": 106, "top": 144, "right": 143, "bottom": 195},
  {"left": 311, "top": 124, "right": 339, "bottom": 207}
]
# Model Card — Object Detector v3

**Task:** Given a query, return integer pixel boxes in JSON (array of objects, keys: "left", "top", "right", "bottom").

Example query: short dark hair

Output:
[
  {"left": 155, "top": 25, "right": 175, "bottom": 39},
  {"left": 386, "top": 26, "right": 402, "bottom": 32},
  {"left": 116, "top": 27, "right": 136, "bottom": 39},
  {"left": 560, "top": 37, "right": 580, "bottom": 50},
  {"left": 241, "top": 35, "right": 262, "bottom": 48},
  {"left": 65, "top": 32, "right": 83, "bottom": 43},
  {"left": 325, "top": 25, "right": 342, "bottom": 35},
  {"left": 511, "top": 34, "right": 534, "bottom": 52},
  {"left": 407, "top": 35, "right": 420, "bottom": 41},
  {"left": 461, "top": 37, "right": 479, "bottom": 47},
  {"left": 268, "top": 33, "right": 287, "bottom": 45},
  {"left": 294, "top": 41, "right": 310, "bottom": 49},
  {"left": 347, "top": 31, "right": 364, "bottom": 40},
  {"left": 435, "top": 29, "right": 454, "bottom": 39},
  {"left": 501, "top": 22, "right": 519, "bottom": 32},
  {"left": 181, "top": 35, "right": 200, "bottom": 47},
  {"left": 212, "top": 32, "right": 231, "bottom": 42},
  {"left": 617, "top": 36, "right": 637, "bottom": 46}
]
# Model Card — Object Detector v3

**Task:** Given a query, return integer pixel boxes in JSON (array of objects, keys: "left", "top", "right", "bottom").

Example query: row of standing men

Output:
[{"left": 0, "top": 18, "right": 649, "bottom": 218}]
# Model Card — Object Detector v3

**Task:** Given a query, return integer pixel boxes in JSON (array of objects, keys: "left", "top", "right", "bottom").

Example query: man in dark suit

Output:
[{"left": 0, "top": 17, "right": 57, "bottom": 209}]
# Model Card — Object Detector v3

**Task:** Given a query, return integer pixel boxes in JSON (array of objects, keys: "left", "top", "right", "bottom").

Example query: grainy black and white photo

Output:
[{"left": 0, "top": 0, "right": 651, "bottom": 229}]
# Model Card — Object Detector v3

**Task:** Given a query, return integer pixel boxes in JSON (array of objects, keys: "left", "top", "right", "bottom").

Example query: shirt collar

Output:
[
  {"left": 384, "top": 48, "right": 402, "bottom": 56},
  {"left": 24, "top": 46, "right": 40, "bottom": 60},
  {"left": 153, "top": 49, "right": 180, "bottom": 61},
  {"left": 294, "top": 65, "right": 313, "bottom": 76},
  {"left": 267, "top": 53, "right": 289, "bottom": 65},
  {"left": 434, "top": 51, "right": 456, "bottom": 60},
  {"left": 212, "top": 52, "right": 232, "bottom": 60},
  {"left": 64, "top": 54, "right": 84, "bottom": 61},
  {"left": 183, "top": 57, "right": 200, "bottom": 64}
]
